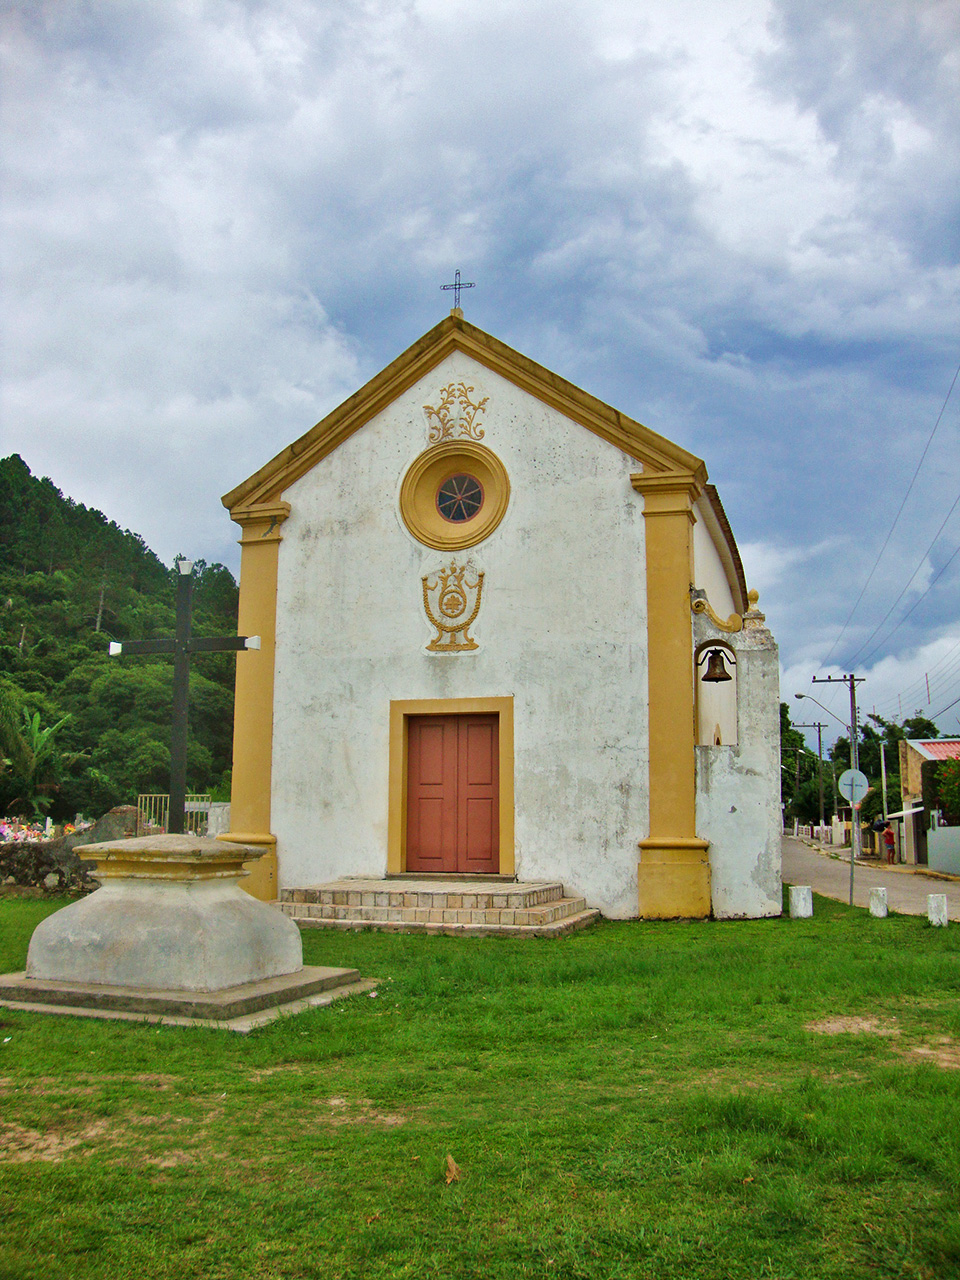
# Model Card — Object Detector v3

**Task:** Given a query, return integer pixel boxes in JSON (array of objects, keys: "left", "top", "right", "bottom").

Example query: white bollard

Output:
[
  {"left": 789, "top": 885, "right": 813, "bottom": 919},
  {"left": 869, "top": 888, "right": 888, "bottom": 918},
  {"left": 927, "top": 894, "right": 949, "bottom": 927}
]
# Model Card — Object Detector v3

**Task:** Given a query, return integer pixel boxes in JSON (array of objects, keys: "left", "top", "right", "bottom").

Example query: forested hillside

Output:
[{"left": 0, "top": 455, "right": 239, "bottom": 820}]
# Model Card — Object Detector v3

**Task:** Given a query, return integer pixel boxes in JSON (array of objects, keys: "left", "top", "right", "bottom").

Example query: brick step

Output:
[
  {"left": 282, "top": 907, "right": 602, "bottom": 939},
  {"left": 280, "top": 880, "right": 567, "bottom": 911},
  {"left": 278, "top": 894, "right": 590, "bottom": 928}
]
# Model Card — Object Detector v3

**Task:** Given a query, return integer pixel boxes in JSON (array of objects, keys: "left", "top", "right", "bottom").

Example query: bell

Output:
[{"left": 701, "top": 649, "right": 733, "bottom": 683}]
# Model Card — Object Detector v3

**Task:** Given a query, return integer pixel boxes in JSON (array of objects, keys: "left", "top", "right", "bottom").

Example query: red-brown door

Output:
[{"left": 406, "top": 714, "right": 499, "bottom": 874}]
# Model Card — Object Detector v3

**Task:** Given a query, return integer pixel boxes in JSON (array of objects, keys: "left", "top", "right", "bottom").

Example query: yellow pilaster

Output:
[
  {"left": 217, "top": 501, "right": 290, "bottom": 901},
  {"left": 631, "top": 471, "right": 711, "bottom": 918}
]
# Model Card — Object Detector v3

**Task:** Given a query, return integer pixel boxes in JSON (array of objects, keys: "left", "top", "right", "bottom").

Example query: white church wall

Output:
[
  {"left": 270, "top": 350, "right": 649, "bottom": 918},
  {"left": 692, "top": 509, "right": 736, "bottom": 619},
  {"left": 695, "top": 616, "right": 782, "bottom": 918}
]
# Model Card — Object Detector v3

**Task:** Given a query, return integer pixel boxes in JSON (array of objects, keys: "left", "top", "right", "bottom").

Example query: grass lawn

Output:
[{"left": 1, "top": 892, "right": 959, "bottom": 1280}]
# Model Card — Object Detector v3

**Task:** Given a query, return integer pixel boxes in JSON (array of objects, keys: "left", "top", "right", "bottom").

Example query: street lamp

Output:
[{"left": 794, "top": 693, "right": 850, "bottom": 741}]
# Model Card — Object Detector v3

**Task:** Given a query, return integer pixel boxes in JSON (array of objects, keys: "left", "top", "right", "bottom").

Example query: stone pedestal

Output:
[
  {"left": 1, "top": 835, "right": 369, "bottom": 1030},
  {"left": 869, "top": 888, "right": 888, "bottom": 918},
  {"left": 927, "top": 894, "right": 949, "bottom": 928},
  {"left": 26, "top": 835, "right": 302, "bottom": 990},
  {"left": 789, "top": 885, "right": 813, "bottom": 919}
]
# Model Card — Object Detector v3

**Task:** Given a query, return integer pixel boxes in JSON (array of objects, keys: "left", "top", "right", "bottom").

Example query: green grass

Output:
[{"left": 1, "top": 892, "right": 959, "bottom": 1279}]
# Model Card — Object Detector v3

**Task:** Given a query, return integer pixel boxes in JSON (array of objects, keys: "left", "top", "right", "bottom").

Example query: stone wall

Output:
[{"left": 0, "top": 806, "right": 138, "bottom": 893}]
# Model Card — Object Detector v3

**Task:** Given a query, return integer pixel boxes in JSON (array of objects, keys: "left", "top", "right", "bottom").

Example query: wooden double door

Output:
[{"left": 406, "top": 713, "right": 499, "bottom": 874}]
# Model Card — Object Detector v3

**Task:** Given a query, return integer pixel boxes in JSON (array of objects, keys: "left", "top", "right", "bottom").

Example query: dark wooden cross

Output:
[
  {"left": 441, "top": 270, "right": 475, "bottom": 310},
  {"left": 109, "top": 560, "right": 258, "bottom": 835}
]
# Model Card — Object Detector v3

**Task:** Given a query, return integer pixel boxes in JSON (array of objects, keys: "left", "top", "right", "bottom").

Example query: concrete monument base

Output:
[
  {"left": 25, "top": 834, "right": 303, "bottom": 990},
  {"left": 2, "top": 834, "right": 372, "bottom": 1030},
  {"left": 0, "top": 965, "right": 372, "bottom": 1031}
]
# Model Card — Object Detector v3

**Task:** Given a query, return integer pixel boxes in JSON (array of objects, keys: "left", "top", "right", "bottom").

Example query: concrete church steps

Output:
[{"left": 276, "top": 879, "right": 600, "bottom": 938}]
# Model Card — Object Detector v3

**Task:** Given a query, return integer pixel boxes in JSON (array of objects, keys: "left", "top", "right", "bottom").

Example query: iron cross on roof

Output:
[
  {"left": 441, "top": 270, "right": 475, "bottom": 311},
  {"left": 108, "top": 559, "right": 259, "bottom": 835}
]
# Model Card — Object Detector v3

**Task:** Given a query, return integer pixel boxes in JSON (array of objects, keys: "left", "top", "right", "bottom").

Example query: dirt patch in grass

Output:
[
  {"left": 321, "top": 1096, "right": 406, "bottom": 1127},
  {"left": 805, "top": 1016, "right": 900, "bottom": 1036},
  {"left": 806, "top": 1015, "right": 960, "bottom": 1068},
  {"left": 143, "top": 1149, "right": 197, "bottom": 1168},
  {"left": 0, "top": 1119, "right": 113, "bottom": 1163},
  {"left": 694, "top": 1070, "right": 778, "bottom": 1090},
  {"left": 248, "top": 1065, "right": 306, "bottom": 1082},
  {"left": 0, "top": 1071, "right": 177, "bottom": 1096},
  {"left": 901, "top": 1037, "right": 960, "bottom": 1070}
]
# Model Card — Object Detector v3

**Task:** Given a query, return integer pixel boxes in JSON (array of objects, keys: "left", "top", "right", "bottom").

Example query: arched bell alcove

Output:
[{"left": 694, "top": 640, "right": 738, "bottom": 746}]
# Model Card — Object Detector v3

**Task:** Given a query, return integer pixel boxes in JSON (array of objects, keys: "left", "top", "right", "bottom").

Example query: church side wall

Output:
[
  {"left": 692, "top": 512, "right": 736, "bottom": 620},
  {"left": 269, "top": 352, "right": 649, "bottom": 918}
]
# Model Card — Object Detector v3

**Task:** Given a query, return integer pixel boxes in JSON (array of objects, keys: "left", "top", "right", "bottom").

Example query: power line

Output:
[
  {"left": 929, "top": 690, "right": 960, "bottom": 720},
  {"left": 873, "top": 634, "right": 960, "bottom": 716},
  {"left": 880, "top": 660, "right": 960, "bottom": 721},
  {"left": 817, "top": 358, "right": 960, "bottom": 672},
  {"left": 851, "top": 522, "right": 960, "bottom": 669}
]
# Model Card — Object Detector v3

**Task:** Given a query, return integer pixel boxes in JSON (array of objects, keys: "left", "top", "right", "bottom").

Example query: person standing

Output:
[{"left": 883, "top": 823, "right": 896, "bottom": 865}]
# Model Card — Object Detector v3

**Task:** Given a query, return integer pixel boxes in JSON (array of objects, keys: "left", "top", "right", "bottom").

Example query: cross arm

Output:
[
  {"left": 109, "top": 638, "right": 175, "bottom": 656},
  {"left": 187, "top": 635, "right": 261, "bottom": 653},
  {"left": 108, "top": 636, "right": 259, "bottom": 656}
]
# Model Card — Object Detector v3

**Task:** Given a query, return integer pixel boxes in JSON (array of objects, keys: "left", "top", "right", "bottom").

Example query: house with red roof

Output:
[{"left": 898, "top": 738, "right": 960, "bottom": 873}]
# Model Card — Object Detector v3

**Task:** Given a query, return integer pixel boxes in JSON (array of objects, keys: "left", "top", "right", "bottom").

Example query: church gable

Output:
[
  {"left": 222, "top": 313, "right": 707, "bottom": 521},
  {"left": 274, "top": 347, "right": 648, "bottom": 665}
]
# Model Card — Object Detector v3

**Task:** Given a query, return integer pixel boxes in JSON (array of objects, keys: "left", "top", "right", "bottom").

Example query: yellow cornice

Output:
[
  {"left": 232, "top": 501, "right": 292, "bottom": 522},
  {"left": 630, "top": 469, "right": 706, "bottom": 519},
  {"left": 221, "top": 315, "right": 707, "bottom": 515},
  {"left": 231, "top": 500, "right": 292, "bottom": 541}
]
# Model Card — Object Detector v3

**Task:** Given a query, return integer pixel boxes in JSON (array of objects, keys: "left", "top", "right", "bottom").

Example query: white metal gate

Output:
[{"left": 136, "top": 794, "right": 212, "bottom": 836}]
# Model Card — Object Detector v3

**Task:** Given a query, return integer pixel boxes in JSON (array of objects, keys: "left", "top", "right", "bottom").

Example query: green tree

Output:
[
  {"left": 2, "top": 707, "right": 76, "bottom": 818},
  {"left": 0, "top": 455, "right": 240, "bottom": 819},
  {"left": 780, "top": 702, "right": 826, "bottom": 822},
  {"left": 938, "top": 759, "right": 960, "bottom": 825},
  {"left": 902, "top": 713, "right": 939, "bottom": 740}
]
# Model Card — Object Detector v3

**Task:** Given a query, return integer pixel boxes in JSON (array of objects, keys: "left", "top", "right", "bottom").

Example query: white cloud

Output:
[
  {"left": 0, "top": 0, "right": 957, "bottom": 722},
  {"left": 784, "top": 627, "right": 960, "bottom": 748}
]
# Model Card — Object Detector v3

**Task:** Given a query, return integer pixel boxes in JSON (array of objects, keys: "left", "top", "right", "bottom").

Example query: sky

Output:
[{"left": 2, "top": 0, "right": 959, "bottom": 747}]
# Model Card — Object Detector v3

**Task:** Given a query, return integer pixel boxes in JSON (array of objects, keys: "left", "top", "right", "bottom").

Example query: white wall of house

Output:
[{"left": 928, "top": 822, "right": 960, "bottom": 876}]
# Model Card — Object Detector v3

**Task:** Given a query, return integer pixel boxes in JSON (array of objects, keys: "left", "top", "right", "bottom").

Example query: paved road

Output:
[{"left": 782, "top": 835, "right": 960, "bottom": 921}]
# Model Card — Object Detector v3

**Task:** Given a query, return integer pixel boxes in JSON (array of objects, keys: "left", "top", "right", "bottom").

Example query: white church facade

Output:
[{"left": 219, "top": 312, "right": 782, "bottom": 920}]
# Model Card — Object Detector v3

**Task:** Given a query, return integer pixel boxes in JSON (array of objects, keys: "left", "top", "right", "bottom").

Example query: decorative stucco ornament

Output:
[
  {"left": 691, "top": 591, "right": 744, "bottom": 633},
  {"left": 423, "top": 381, "right": 488, "bottom": 443},
  {"left": 422, "top": 561, "right": 484, "bottom": 652}
]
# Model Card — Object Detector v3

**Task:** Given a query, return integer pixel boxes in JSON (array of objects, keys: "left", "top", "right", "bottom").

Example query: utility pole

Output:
[
  {"left": 813, "top": 673, "right": 865, "bottom": 905},
  {"left": 795, "top": 721, "right": 827, "bottom": 830}
]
